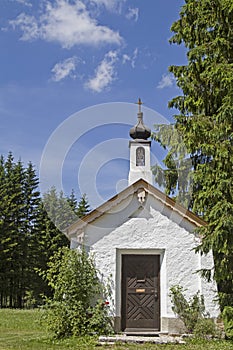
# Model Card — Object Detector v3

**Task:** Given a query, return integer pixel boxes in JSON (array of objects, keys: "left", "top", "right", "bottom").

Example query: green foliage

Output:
[
  {"left": 42, "top": 247, "right": 112, "bottom": 338},
  {"left": 194, "top": 318, "right": 219, "bottom": 339},
  {"left": 0, "top": 153, "right": 41, "bottom": 308},
  {"left": 222, "top": 306, "right": 233, "bottom": 339},
  {"left": 169, "top": 285, "right": 208, "bottom": 333},
  {"left": 42, "top": 189, "right": 90, "bottom": 238},
  {"left": 0, "top": 152, "right": 91, "bottom": 308},
  {"left": 42, "top": 187, "right": 77, "bottom": 234},
  {"left": 170, "top": 286, "right": 221, "bottom": 338},
  {"left": 151, "top": 124, "right": 193, "bottom": 209},
  {"left": 76, "top": 194, "right": 90, "bottom": 218},
  {"left": 154, "top": 0, "right": 233, "bottom": 310}
]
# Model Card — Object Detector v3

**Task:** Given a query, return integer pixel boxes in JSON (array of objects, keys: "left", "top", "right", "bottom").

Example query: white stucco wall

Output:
[
  {"left": 79, "top": 192, "right": 219, "bottom": 330},
  {"left": 128, "top": 141, "right": 153, "bottom": 185}
]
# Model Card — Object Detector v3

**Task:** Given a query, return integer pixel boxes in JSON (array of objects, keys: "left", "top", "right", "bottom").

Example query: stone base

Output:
[
  {"left": 114, "top": 316, "right": 186, "bottom": 334},
  {"left": 99, "top": 334, "right": 185, "bottom": 345},
  {"left": 161, "top": 317, "right": 186, "bottom": 334},
  {"left": 114, "top": 317, "right": 121, "bottom": 333}
]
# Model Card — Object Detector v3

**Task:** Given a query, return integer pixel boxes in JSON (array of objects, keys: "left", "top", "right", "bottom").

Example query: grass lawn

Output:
[{"left": 0, "top": 309, "right": 233, "bottom": 350}]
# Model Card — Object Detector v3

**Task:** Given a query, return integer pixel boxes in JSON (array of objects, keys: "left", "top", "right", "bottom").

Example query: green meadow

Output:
[{"left": 0, "top": 309, "right": 232, "bottom": 350}]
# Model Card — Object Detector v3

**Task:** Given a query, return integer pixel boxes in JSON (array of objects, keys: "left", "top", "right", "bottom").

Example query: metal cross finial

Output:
[{"left": 136, "top": 98, "right": 143, "bottom": 113}]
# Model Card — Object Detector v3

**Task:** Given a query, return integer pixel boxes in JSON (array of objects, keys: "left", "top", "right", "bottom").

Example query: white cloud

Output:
[
  {"left": 51, "top": 57, "right": 77, "bottom": 82},
  {"left": 15, "top": 0, "right": 32, "bottom": 6},
  {"left": 9, "top": 13, "right": 39, "bottom": 41},
  {"left": 9, "top": 0, "right": 122, "bottom": 48},
  {"left": 157, "top": 74, "right": 175, "bottom": 89},
  {"left": 122, "top": 54, "right": 130, "bottom": 64},
  {"left": 122, "top": 48, "right": 138, "bottom": 68},
  {"left": 126, "top": 7, "right": 139, "bottom": 22},
  {"left": 89, "top": 0, "right": 125, "bottom": 12},
  {"left": 85, "top": 50, "right": 118, "bottom": 92},
  {"left": 131, "top": 48, "right": 138, "bottom": 68}
]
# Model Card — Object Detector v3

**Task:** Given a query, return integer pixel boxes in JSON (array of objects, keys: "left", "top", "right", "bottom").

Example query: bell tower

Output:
[{"left": 128, "top": 98, "right": 153, "bottom": 185}]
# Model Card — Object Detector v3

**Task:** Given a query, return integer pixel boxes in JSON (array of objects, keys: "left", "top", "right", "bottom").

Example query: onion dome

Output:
[{"left": 129, "top": 98, "right": 151, "bottom": 140}]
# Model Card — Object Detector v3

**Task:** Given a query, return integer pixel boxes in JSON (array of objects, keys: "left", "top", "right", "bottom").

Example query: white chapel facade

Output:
[{"left": 67, "top": 101, "right": 219, "bottom": 334}]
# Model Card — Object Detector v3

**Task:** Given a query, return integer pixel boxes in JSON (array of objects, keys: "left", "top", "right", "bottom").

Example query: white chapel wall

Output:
[{"left": 82, "top": 193, "right": 219, "bottom": 330}]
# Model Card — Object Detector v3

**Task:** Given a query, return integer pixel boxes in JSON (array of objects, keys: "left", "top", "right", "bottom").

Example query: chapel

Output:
[{"left": 67, "top": 100, "right": 219, "bottom": 334}]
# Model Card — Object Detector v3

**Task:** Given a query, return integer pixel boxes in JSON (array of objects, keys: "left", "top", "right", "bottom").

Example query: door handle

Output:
[{"left": 154, "top": 290, "right": 158, "bottom": 300}]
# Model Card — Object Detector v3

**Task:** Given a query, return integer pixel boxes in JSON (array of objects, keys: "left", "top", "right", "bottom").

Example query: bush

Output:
[
  {"left": 194, "top": 318, "right": 219, "bottom": 338},
  {"left": 42, "top": 247, "right": 113, "bottom": 338},
  {"left": 169, "top": 285, "right": 208, "bottom": 333},
  {"left": 222, "top": 306, "right": 233, "bottom": 339}
]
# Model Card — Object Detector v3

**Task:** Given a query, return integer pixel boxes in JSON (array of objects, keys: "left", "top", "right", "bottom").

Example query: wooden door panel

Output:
[{"left": 121, "top": 255, "right": 160, "bottom": 331}]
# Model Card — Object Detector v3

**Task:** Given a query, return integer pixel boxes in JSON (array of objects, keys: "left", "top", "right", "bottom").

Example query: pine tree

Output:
[
  {"left": 33, "top": 189, "right": 91, "bottom": 302},
  {"left": 151, "top": 124, "right": 193, "bottom": 209},
  {"left": 0, "top": 155, "right": 42, "bottom": 307},
  {"left": 0, "top": 153, "right": 91, "bottom": 307},
  {"left": 22, "top": 162, "right": 42, "bottom": 306},
  {"left": 156, "top": 0, "right": 233, "bottom": 309},
  {"left": 0, "top": 154, "right": 26, "bottom": 306},
  {"left": 2, "top": 154, "right": 22, "bottom": 307},
  {"left": 76, "top": 194, "right": 90, "bottom": 218},
  {"left": 67, "top": 189, "right": 77, "bottom": 211},
  {"left": 0, "top": 155, "right": 8, "bottom": 306},
  {"left": 42, "top": 187, "right": 77, "bottom": 234},
  {"left": 32, "top": 200, "right": 70, "bottom": 303}
]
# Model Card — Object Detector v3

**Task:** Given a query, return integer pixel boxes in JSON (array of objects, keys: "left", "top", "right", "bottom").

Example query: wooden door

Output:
[{"left": 121, "top": 255, "right": 160, "bottom": 331}]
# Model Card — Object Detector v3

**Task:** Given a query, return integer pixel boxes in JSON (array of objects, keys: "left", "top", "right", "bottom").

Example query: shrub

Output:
[
  {"left": 194, "top": 317, "right": 219, "bottom": 338},
  {"left": 169, "top": 285, "right": 208, "bottom": 333},
  {"left": 222, "top": 306, "right": 233, "bottom": 339},
  {"left": 42, "top": 247, "right": 112, "bottom": 338}
]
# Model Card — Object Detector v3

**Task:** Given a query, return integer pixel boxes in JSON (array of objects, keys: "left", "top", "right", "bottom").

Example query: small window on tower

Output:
[{"left": 136, "top": 147, "right": 145, "bottom": 166}]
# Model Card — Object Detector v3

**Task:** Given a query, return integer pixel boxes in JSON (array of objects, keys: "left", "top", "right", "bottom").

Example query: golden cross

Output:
[{"left": 136, "top": 98, "right": 143, "bottom": 113}]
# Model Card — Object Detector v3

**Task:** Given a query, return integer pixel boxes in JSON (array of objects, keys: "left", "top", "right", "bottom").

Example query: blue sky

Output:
[{"left": 0, "top": 0, "right": 186, "bottom": 208}]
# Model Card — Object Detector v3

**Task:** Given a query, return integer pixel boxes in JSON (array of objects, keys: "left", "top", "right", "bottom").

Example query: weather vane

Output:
[{"left": 136, "top": 98, "right": 143, "bottom": 113}]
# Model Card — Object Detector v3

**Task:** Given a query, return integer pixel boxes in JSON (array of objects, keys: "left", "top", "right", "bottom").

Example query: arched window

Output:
[{"left": 136, "top": 147, "right": 145, "bottom": 166}]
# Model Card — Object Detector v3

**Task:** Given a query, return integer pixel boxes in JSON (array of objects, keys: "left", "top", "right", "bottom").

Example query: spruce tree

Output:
[
  {"left": 42, "top": 187, "right": 77, "bottom": 235},
  {"left": 76, "top": 194, "right": 90, "bottom": 218},
  {"left": 0, "top": 152, "right": 91, "bottom": 306},
  {"left": 155, "top": 0, "right": 233, "bottom": 309},
  {"left": 0, "top": 155, "right": 8, "bottom": 306},
  {"left": 22, "top": 162, "right": 42, "bottom": 306},
  {"left": 67, "top": 189, "right": 77, "bottom": 211},
  {"left": 2, "top": 154, "right": 23, "bottom": 307}
]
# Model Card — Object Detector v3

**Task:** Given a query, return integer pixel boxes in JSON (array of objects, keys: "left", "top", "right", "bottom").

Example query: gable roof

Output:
[{"left": 66, "top": 179, "right": 206, "bottom": 239}]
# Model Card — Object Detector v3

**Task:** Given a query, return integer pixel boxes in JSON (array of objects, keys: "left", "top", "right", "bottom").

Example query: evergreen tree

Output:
[
  {"left": 34, "top": 189, "right": 90, "bottom": 302},
  {"left": 0, "top": 155, "right": 8, "bottom": 306},
  {"left": 43, "top": 187, "right": 77, "bottom": 234},
  {"left": 39, "top": 188, "right": 70, "bottom": 253},
  {"left": 22, "top": 162, "right": 43, "bottom": 306},
  {"left": 31, "top": 200, "right": 70, "bottom": 303},
  {"left": 155, "top": 0, "right": 233, "bottom": 309},
  {"left": 152, "top": 124, "right": 193, "bottom": 209},
  {"left": 0, "top": 152, "right": 91, "bottom": 307},
  {"left": 67, "top": 189, "right": 77, "bottom": 212},
  {"left": 1, "top": 155, "right": 29, "bottom": 306},
  {"left": 76, "top": 194, "right": 90, "bottom": 218},
  {"left": 1, "top": 154, "right": 24, "bottom": 307}
]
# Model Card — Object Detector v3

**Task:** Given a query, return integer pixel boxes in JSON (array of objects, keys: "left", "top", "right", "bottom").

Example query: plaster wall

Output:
[
  {"left": 81, "top": 194, "right": 219, "bottom": 332},
  {"left": 128, "top": 141, "right": 153, "bottom": 185}
]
